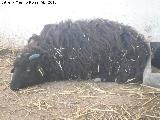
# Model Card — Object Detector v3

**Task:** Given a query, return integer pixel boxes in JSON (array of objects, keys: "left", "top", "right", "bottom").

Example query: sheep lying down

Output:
[{"left": 10, "top": 19, "right": 150, "bottom": 91}]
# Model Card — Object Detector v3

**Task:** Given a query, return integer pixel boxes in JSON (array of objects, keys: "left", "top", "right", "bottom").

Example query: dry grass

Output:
[{"left": 0, "top": 49, "right": 160, "bottom": 120}]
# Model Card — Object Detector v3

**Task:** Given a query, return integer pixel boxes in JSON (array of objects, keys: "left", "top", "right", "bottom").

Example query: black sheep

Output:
[{"left": 10, "top": 19, "right": 150, "bottom": 91}]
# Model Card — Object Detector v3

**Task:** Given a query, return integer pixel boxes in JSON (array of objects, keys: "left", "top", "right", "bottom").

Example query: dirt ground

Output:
[{"left": 0, "top": 50, "right": 160, "bottom": 120}]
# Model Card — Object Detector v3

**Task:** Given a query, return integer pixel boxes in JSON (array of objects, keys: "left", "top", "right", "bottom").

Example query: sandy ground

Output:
[{"left": 0, "top": 51, "right": 160, "bottom": 120}]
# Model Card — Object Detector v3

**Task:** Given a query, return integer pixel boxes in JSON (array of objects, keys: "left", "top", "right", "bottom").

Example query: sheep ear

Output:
[{"left": 29, "top": 54, "right": 40, "bottom": 60}]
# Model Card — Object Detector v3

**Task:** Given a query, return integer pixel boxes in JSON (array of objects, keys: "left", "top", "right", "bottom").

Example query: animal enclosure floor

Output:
[{"left": 0, "top": 51, "right": 160, "bottom": 120}]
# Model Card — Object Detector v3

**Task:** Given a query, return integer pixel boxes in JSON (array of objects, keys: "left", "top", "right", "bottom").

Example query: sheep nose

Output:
[{"left": 10, "top": 86, "right": 20, "bottom": 91}]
